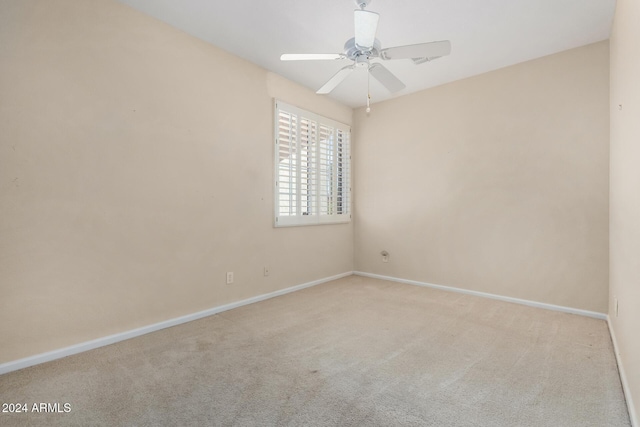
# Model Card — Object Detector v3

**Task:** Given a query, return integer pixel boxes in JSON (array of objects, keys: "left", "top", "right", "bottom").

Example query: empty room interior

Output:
[{"left": 0, "top": 0, "right": 638, "bottom": 425}]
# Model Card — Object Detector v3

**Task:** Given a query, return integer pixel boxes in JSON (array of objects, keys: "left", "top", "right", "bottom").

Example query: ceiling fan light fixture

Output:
[
  {"left": 355, "top": 55, "right": 369, "bottom": 68},
  {"left": 354, "top": 9, "right": 379, "bottom": 50}
]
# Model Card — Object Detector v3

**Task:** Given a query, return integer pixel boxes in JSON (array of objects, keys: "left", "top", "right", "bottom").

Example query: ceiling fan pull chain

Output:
[{"left": 366, "top": 67, "right": 371, "bottom": 113}]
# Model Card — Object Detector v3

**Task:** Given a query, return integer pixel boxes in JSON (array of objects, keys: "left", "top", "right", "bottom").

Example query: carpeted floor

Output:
[{"left": 0, "top": 275, "right": 631, "bottom": 426}]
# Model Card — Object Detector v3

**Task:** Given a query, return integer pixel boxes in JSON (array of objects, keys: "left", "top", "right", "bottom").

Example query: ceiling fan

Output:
[{"left": 281, "top": 0, "right": 451, "bottom": 108}]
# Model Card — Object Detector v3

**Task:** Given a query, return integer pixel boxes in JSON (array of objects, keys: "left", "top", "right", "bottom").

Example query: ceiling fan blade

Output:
[
  {"left": 380, "top": 40, "right": 451, "bottom": 61},
  {"left": 281, "top": 53, "right": 345, "bottom": 61},
  {"left": 369, "top": 63, "right": 406, "bottom": 93},
  {"left": 354, "top": 9, "right": 379, "bottom": 49},
  {"left": 317, "top": 65, "right": 355, "bottom": 94}
]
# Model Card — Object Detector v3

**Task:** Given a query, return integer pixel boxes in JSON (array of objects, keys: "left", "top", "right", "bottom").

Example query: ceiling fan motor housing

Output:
[{"left": 344, "top": 37, "right": 381, "bottom": 61}]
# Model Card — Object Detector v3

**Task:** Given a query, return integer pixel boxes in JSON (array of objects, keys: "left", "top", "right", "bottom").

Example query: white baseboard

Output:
[
  {"left": 0, "top": 271, "right": 352, "bottom": 376},
  {"left": 353, "top": 271, "right": 607, "bottom": 320},
  {"left": 608, "top": 316, "right": 638, "bottom": 427},
  {"left": 0, "top": 271, "right": 613, "bottom": 377}
]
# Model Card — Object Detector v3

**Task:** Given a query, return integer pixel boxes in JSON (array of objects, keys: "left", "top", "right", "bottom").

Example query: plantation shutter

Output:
[
  {"left": 336, "top": 128, "right": 350, "bottom": 216},
  {"left": 274, "top": 100, "right": 351, "bottom": 227},
  {"left": 318, "top": 124, "right": 333, "bottom": 216},
  {"left": 276, "top": 109, "right": 298, "bottom": 217}
]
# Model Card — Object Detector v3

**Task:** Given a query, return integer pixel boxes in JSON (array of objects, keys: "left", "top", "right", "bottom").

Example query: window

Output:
[{"left": 274, "top": 100, "right": 351, "bottom": 227}]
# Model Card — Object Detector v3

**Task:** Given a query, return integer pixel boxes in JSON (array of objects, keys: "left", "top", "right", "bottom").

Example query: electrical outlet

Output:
[
  {"left": 615, "top": 297, "right": 619, "bottom": 317},
  {"left": 381, "top": 250, "right": 389, "bottom": 263},
  {"left": 226, "top": 272, "right": 234, "bottom": 284},
  {"left": 264, "top": 266, "right": 270, "bottom": 277}
]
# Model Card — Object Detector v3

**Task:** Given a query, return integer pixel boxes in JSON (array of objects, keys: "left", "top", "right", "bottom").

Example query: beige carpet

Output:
[{"left": 0, "top": 275, "right": 631, "bottom": 426}]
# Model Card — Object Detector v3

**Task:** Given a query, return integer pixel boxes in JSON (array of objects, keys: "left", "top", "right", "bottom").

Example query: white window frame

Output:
[{"left": 274, "top": 100, "right": 351, "bottom": 227}]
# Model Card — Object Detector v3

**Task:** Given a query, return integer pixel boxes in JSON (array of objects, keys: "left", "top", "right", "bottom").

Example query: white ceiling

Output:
[{"left": 117, "top": 0, "right": 616, "bottom": 108}]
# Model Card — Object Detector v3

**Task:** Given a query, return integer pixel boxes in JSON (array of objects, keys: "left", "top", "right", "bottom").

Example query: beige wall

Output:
[
  {"left": 354, "top": 42, "right": 610, "bottom": 313},
  {"left": 610, "top": 0, "right": 640, "bottom": 422},
  {"left": 0, "top": 0, "right": 353, "bottom": 364},
  {"left": 0, "top": 0, "right": 621, "bottom": 393}
]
